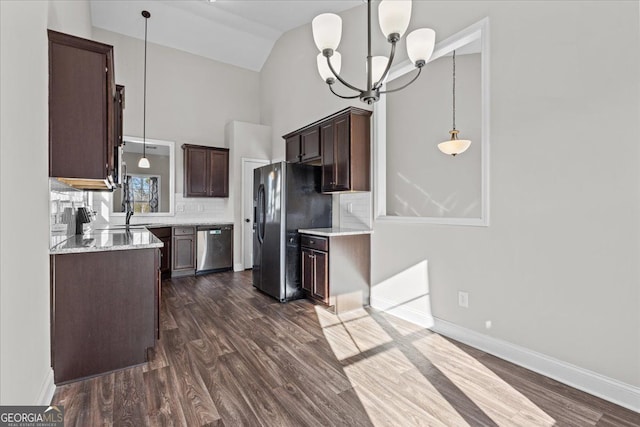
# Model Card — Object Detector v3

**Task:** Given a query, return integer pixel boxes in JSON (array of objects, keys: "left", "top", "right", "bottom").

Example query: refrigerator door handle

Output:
[{"left": 257, "top": 184, "right": 266, "bottom": 244}]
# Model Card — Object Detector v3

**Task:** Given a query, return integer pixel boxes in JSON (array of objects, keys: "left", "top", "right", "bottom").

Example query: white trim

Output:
[
  {"left": 370, "top": 295, "right": 434, "bottom": 329},
  {"left": 241, "top": 158, "right": 269, "bottom": 269},
  {"left": 431, "top": 317, "right": 640, "bottom": 413},
  {"left": 375, "top": 18, "right": 491, "bottom": 227},
  {"left": 36, "top": 369, "right": 55, "bottom": 405},
  {"left": 112, "top": 136, "right": 176, "bottom": 217}
]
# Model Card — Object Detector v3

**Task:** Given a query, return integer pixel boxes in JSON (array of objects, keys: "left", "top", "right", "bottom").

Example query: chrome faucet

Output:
[{"left": 126, "top": 210, "right": 133, "bottom": 225}]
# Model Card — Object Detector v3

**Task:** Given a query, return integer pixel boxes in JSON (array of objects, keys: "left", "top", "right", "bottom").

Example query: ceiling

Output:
[{"left": 90, "top": 0, "right": 363, "bottom": 72}]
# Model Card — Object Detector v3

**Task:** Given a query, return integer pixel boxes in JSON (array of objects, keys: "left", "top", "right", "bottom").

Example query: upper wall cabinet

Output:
[
  {"left": 182, "top": 144, "right": 229, "bottom": 197},
  {"left": 283, "top": 107, "right": 371, "bottom": 193},
  {"left": 48, "top": 30, "right": 117, "bottom": 190}
]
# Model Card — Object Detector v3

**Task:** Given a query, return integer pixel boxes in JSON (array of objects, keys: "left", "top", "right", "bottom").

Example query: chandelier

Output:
[{"left": 312, "top": 0, "right": 435, "bottom": 105}]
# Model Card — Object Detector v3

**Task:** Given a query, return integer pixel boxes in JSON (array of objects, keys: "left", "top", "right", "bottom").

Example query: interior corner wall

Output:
[
  {"left": 259, "top": 0, "right": 640, "bottom": 390},
  {"left": 0, "top": 0, "right": 92, "bottom": 405}
]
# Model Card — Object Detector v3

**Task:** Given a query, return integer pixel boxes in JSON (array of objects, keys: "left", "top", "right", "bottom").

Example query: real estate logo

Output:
[{"left": 0, "top": 406, "right": 64, "bottom": 427}]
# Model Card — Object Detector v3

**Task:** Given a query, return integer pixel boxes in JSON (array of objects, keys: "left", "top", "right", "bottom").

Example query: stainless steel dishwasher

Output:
[{"left": 196, "top": 224, "right": 233, "bottom": 274}]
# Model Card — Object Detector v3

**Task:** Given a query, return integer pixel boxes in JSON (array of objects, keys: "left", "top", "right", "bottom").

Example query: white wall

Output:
[
  {"left": 0, "top": 0, "right": 93, "bottom": 405},
  {"left": 260, "top": 6, "right": 372, "bottom": 162},
  {"left": 225, "top": 121, "right": 272, "bottom": 269},
  {"left": 260, "top": 0, "right": 640, "bottom": 394},
  {"left": 91, "top": 28, "right": 261, "bottom": 225}
]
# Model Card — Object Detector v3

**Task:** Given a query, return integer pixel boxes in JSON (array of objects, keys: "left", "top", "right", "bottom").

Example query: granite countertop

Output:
[
  {"left": 298, "top": 227, "right": 373, "bottom": 237},
  {"left": 50, "top": 228, "right": 163, "bottom": 255},
  {"left": 96, "top": 221, "right": 234, "bottom": 229}
]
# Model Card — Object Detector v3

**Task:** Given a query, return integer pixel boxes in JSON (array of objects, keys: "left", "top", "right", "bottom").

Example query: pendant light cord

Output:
[
  {"left": 452, "top": 50, "right": 456, "bottom": 131},
  {"left": 143, "top": 11, "right": 148, "bottom": 158}
]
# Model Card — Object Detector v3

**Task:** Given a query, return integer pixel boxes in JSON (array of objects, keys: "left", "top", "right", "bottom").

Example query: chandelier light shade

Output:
[
  {"left": 438, "top": 50, "right": 472, "bottom": 156},
  {"left": 317, "top": 51, "right": 341, "bottom": 82},
  {"left": 312, "top": 13, "right": 342, "bottom": 51},
  {"left": 378, "top": 0, "right": 412, "bottom": 39},
  {"left": 406, "top": 28, "right": 436, "bottom": 66},
  {"left": 138, "top": 10, "right": 151, "bottom": 169},
  {"left": 370, "top": 56, "right": 389, "bottom": 84},
  {"left": 312, "top": 0, "right": 436, "bottom": 104}
]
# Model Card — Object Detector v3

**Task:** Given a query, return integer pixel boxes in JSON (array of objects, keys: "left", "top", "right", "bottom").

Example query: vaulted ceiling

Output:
[{"left": 90, "top": 0, "right": 363, "bottom": 72}]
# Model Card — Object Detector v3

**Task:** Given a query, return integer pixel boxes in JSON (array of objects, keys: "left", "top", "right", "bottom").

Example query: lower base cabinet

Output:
[
  {"left": 172, "top": 226, "right": 196, "bottom": 277},
  {"left": 50, "top": 248, "right": 159, "bottom": 384},
  {"left": 149, "top": 227, "right": 171, "bottom": 279},
  {"left": 302, "top": 247, "right": 328, "bottom": 304},
  {"left": 301, "top": 233, "right": 370, "bottom": 313}
]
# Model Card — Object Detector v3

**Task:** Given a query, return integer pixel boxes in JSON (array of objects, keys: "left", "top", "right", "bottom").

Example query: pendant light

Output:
[
  {"left": 312, "top": 0, "right": 436, "bottom": 104},
  {"left": 138, "top": 10, "right": 151, "bottom": 169},
  {"left": 438, "top": 50, "right": 472, "bottom": 156}
]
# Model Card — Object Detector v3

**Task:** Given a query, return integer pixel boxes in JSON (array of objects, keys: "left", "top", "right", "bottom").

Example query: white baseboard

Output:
[
  {"left": 233, "top": 263, "right": 244, "bottom": 272},
  {"left": 431, "top": 317, "right": 640, "bottom": 413},
  {"left": 370, "top": 296, "right": 434, "bottom": 329},
  {"left": 36, "top": 369, "right": 55, "bottom": 405}
]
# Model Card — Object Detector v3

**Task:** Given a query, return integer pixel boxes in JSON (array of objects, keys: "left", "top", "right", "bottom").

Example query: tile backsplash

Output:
[
  {"left": 338, "top": 192, "right": 372, "bottom": 230},
  {"left": 89, "top": 191, "right": 231, "bottom": 227},
  {"left": 49, "top": 179, "right": 93, "bottom": 246}
]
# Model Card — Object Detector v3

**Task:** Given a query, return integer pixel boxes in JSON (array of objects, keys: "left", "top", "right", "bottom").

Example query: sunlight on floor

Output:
[{"left": 316, "top": 305, "right": 556, "bottom": 426}]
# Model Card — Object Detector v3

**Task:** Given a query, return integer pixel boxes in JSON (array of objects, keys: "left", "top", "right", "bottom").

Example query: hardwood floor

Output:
[{"left": 52, "top": 271, "right": 639, "bottom": 426}]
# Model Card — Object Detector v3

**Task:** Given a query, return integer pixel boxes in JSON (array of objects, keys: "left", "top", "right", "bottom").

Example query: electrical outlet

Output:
[
  {"left": 197, "top": 204, "right": 204, "bottom": 212},
  {"left": 458, "top": 291, "right": 469, "bottom": 308},
  {"left": 176, "top": 204, "right": 185, "bottom": 213},
  {"left": 347, "top": 202, "right": 353, "bottom": 213},
  {"left": 485, "top": 320, "right": 492, "bottom": 329}
]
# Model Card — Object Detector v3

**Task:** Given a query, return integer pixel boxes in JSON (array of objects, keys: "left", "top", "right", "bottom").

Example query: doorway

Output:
[{"left": 241, "top": 158, "right": 269, "bottom": 270}]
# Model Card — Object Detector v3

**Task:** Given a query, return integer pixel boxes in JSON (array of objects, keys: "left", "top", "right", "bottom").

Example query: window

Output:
[{"left": 125, "top": 174, "right": 161, "bottom": 213}]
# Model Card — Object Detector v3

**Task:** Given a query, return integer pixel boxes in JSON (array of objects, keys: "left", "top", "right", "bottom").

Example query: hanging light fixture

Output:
[
  {"left": 312, "top": 0, "right": 435, "bottom": 105},
  {"left": 138, "top": 10, "right": 151, "bottom": 169},
  {"left": 438, "top": 50, "right": 471, "bottom": 156}
]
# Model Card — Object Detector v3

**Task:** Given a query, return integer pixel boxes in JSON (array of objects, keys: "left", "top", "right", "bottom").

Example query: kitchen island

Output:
[{"left": 50, "top": 228, "right": 163, "bottom": 384}]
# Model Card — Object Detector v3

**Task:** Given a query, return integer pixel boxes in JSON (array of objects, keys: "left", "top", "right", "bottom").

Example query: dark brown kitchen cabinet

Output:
[
  {"left": 149, "top": 227, "right": 171, "bottom": 279},
  {"left": 301, "top": 128, "right": 321, "bottom": 162},
  {"left": 172, "top": 226, "right": 196, "bottom": 277},
  {"left": 50, "top": 248, "right": 158, "bottom": 384},
  {"left": 286, "top": 135, "right": 301, "bottom": 163},
  {"left": 321, "top": 108, "right": 371, "bottom": 193},
  {"left": 284, "top": 126, "right": 321, "bottom": 164},
  {"left": 283, "top": 107, "right": 371, "bottom": 193},
  {"left": 301, "top": 233, "right": 370, "bottom": 314},
  {"left": 48, "top": 30, "right": 117, "bottom": 188},
  {"left": 302, "top": 247, "right": 329, "bottom": 304},
  {"left": 183, "top": 144, "right": 229, "bottom": 197},
  {"left": 113, "top": 84, "right": 125, "bottom": 185}
]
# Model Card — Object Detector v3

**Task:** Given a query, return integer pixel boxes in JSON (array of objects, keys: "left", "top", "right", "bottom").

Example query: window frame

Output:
[{"left": 373, "top": 17, "right": 491, "bottom": 226}]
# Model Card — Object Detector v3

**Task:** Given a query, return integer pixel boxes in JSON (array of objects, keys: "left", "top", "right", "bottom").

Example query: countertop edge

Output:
[
  {"left": 298, "top": 228, "right": 373, "bottom": 237},
  {"left": 50, "top": 242, "right": 164, "bottom": 255}
]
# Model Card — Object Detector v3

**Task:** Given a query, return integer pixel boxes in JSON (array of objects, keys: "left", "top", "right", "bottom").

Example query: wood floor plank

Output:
[
  {"left": 143, "top": 366, "right": 187, "bottom": 426},
  {"left": 113, "top": 367, "right": 150, "bottom": 427},
  {"left": 51, "top": 270, "right": 638, "bottom": 427},
  {"left": 198, "top": 355, "right": 263, "bottom": 427},
  {"left": 162, "top": 328, "right": 221, "bottom": 426},
  {"left": 217, "top": 351, "right": 299, "bottom": 427}
]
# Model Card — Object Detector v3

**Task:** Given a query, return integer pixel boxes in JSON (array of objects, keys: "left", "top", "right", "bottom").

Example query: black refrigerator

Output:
[{"left": 253, "top": 162, "right": 332, "bottom": 301}]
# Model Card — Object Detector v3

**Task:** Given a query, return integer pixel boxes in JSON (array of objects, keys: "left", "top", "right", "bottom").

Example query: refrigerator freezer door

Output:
[{"left": 253, "top": 163, "right": 285, "bottom": 300}]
